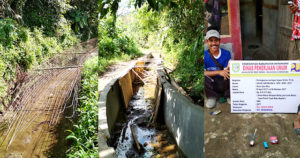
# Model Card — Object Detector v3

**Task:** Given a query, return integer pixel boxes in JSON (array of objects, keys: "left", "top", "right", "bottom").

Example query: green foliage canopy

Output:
[
  {"left": 98, "top": 12, "right": 142, "bottom": 59},
  {"left": 107, "top": 0, "right": 205, "bottom": 101},
  {"left": 0, "top": 0, "right": 98, "bottom": 105}
]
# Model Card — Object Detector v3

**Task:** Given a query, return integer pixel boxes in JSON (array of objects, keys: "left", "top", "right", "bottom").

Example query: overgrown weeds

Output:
[
  {"left": 0, "top": 18, "right": 78, "bottom": 106},
  {"left": 98, "top": 12, "right": 143, "bottom": 60},
  {"left": 66, "top": 57, "right": 98, "bottom": 158},
  {"left": 66, "top": 11, "right": 143, "bottom": 158}
]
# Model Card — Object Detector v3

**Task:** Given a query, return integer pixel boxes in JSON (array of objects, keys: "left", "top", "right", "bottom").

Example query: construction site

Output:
[{"left": 0, "top": 39, "right": 98, "bottom": 157}]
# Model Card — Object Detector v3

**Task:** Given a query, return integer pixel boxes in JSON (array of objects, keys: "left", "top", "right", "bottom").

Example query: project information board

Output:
[{"left": 230, "top": 61, "right": 300, "bottom": 113}]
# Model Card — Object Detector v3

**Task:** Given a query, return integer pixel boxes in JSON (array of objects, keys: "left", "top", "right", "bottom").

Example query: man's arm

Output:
[
  {"left": 289, "top": 4, "right": 298, "bottom": 14},
  {"left": 205, "top": 69, "right": 230, "bottom": 80},
  {"left": 224, "top": 59, "right": 231, "bottom": 70}
]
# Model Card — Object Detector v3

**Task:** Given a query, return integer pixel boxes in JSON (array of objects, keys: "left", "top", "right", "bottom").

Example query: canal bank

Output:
[{"left": 98, "top": 55, "right": 204, "bottom": 158}]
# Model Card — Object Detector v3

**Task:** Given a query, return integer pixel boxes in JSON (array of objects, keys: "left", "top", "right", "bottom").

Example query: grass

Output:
[
  {"left": 162, "top": 38, "right": 204, "bottom": 102},
  {"left": 66, "top": 51, "right": 142, "bottom": 158},
  {"left": 65, "top": 12, "right": 143, "bottom": 158},
  {"left": 66, "top": 56, "right": 98, "bottom": 158}
]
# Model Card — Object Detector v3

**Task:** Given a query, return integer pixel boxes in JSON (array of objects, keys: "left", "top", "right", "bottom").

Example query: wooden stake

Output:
[
  {"left": 131, "top": 69, "right": 145, "bottom": 84},
  {"left": 130, "top": 124, "right": 141, "bottom": 151},
  {"left": 152, "top": 77, "right": 162, "bottom": 124}
]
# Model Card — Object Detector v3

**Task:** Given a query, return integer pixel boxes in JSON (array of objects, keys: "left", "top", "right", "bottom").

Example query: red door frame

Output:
[{"left": 221, "top": 0, "right": 242, "bottom": 60}]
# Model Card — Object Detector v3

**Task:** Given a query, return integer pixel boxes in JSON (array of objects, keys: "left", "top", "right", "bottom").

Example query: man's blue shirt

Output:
[{"left": 204, "top": 48, "right": 231, "bottom": 71}]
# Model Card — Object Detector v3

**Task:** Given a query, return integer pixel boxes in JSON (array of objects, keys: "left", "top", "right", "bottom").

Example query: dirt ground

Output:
[{"left": 204, "top": 101, "right": 300, "bottom": 158}]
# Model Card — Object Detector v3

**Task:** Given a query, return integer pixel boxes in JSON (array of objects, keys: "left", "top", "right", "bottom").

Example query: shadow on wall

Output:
[
  {"left": 159, "top": 70, "right": 204, "bottom": 158},
  {"left": 106, "top": 81, "right": 126, "bottom": 134}
]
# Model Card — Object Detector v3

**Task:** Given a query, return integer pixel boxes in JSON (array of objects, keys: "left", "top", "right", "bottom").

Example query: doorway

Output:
[{"left": 240, "top": 0, "right": 264, "bottom": 60}]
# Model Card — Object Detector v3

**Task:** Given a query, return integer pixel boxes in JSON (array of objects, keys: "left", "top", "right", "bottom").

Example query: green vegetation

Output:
[
  {"left": 65, "top": 10, "right": 143, "bottom": 158},
  {"left": 0, "top": 1, "right": 98, "bottom": 157},
  {"left": 162, "top": 1, "right": 205, "bottom": 101},
  {"left": 66, "top": 56, "right": 98, "bottom": 158},
  {"left": 100, "top": 0, "right": 205, "bottom": 102},
  {"left": 0, "top": 0, "right": 98, "bottom": 106},
  {"left": 0, "top": 18, "right": 78, "bottom": 102},
  {"left": 99, "top": 12, "right": 142, "bottom": 60}
]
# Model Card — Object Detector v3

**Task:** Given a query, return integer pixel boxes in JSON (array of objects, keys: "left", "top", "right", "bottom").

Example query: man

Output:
[
  {"left": 289, "top": 0, "right": 300, "bottom": 40},
  {"left": 289, "top": 1, "right": 300, "bottom": 138},
  {"left": 204, "top": 30, "right": 231, "bottom": 108},
  {"left": 289, "top": 0, "right": 300, "bottom": 59}
]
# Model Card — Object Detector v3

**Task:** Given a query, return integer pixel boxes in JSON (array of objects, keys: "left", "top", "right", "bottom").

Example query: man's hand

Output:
[
  {"left": 289, "top": 4, "right": 298, "bottom": 13},
  {"left": 219, "top": 69, "right": 230, "bottom": 80},
  {"left": 205, "top": 68, "right": 230, "bottom": 80},
  {"left": 224, "top": 59, "right": 231, "bottom": 71}
]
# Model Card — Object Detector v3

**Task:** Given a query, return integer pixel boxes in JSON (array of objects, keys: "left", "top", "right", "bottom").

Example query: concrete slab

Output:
[{"left": 118, "top": 73, "right": 133, "bottom": 109}]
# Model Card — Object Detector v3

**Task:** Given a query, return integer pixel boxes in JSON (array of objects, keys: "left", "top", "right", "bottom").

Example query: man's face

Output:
[{"left": 207, "top": 37, "right": 220, "bottom": 52}]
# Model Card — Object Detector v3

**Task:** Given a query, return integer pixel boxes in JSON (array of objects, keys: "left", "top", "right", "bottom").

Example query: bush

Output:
[
  {"left": 116, "top": 1, "right": 205, "bottom": 102},
  {"left": 0, "top": 19, "right": 25, "bottom": 48},
  {"left": 0, "top": 19, "right": 79, "bottom": 101},
  {"left": 66, "top": 57, "right": 98, "bottom": 158},
  {"left": 98, "top": 13, "right": 142, "bottom": 59}
]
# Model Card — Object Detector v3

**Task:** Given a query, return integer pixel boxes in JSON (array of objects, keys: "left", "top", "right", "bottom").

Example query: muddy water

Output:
[
  {"left": 112, "top": 87, "right": 182, "bottom": 158},
  {"left": 0, "top": 69, "right": 77, "bottom": 158}
]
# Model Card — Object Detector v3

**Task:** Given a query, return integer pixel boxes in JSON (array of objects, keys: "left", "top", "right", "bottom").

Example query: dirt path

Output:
[
  {"left": 204, "top": 101, "right": 300, "bottom": 158},
  {"left": 0, "top": 39, "right": 97, "bottom": 158},
  {"left": 98, "top": 60, "right": 137, "bottom": 93}
]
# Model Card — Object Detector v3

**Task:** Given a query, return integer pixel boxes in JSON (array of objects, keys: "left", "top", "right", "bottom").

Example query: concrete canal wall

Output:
[
  {"left": 99, "top": 61, "right": 204, "bottom": 158},
  {"left": 158, "top": 71, "right": 204, "bottom": 158}
]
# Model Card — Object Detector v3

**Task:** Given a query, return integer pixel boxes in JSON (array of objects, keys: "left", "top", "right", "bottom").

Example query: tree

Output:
[{"left": 99, "top": 0, "right": 205, "bottom": 102}]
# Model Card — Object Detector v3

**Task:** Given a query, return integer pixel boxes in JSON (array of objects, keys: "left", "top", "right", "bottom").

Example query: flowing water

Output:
[{"left": 112, "top": 86, "right": 182, "bottom": 157}]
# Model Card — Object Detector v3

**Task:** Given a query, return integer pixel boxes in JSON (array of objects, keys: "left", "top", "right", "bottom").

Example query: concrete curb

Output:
[
  {"left": 98, "top": 61, "right": 137, "bottom": 158},
  {"left": 158, "top": 70, "right": 205, "bottom": 158}
]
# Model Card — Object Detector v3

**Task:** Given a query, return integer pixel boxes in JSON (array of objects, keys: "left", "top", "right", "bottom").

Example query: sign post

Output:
[{"left": 230, "top": 61, "right": 300, "bottom": 113}]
